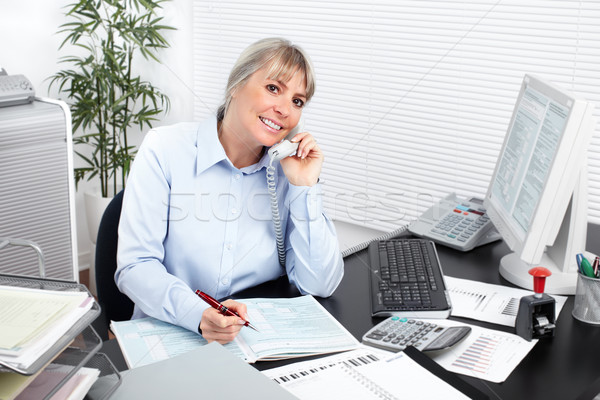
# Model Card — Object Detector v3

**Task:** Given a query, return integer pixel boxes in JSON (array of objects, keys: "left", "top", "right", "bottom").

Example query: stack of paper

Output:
[
  {"left": 14, "top": 364, "right": 100, "bottom": 400},
  {"left": 0, "top": 286, "right": 94, "bottom": 372},
  {"left": 0, "top": 367, "right": 43, "bottom": 400}
]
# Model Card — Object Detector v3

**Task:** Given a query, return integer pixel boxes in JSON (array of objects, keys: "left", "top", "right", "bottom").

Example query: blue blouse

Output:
[{"left": 115, "top": 116, "right": 344, "bottom": 333}]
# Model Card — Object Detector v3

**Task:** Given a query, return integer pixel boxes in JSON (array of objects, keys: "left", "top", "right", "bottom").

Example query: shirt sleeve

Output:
[
  {"left": 283, "top": 183, "right": 344, "bottom": 297},
  {"left": 115, "top": 130, "right": 207, "bottom": 334}
]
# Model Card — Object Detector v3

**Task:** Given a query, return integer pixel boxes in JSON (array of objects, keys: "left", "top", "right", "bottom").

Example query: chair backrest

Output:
[{"left": 94, "top": 189, "right": 134, "bottom": 338}]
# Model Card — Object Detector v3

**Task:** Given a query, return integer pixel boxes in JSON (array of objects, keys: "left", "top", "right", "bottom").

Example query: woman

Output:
[{"left": 115, "top": 38, "right": 343, "bottom": 344}]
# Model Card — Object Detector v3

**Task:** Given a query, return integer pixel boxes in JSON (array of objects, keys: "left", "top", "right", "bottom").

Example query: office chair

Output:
[{"left": 94, "top": 189, "right": 134, "bottom": 340}]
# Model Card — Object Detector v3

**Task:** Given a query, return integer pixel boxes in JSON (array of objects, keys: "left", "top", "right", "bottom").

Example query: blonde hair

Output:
[{"left": 217, "top": 38, "right": 315, "bottom": 121}]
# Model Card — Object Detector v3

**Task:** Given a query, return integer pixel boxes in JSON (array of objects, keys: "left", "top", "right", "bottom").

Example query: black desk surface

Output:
[{"left": 102, "top": 224, "right": 600, "bottom": 400}]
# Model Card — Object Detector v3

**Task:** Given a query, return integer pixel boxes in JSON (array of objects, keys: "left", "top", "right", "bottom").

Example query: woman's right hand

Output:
[{"left": 198, "top": 299, "right": 248, "bottom": 344}]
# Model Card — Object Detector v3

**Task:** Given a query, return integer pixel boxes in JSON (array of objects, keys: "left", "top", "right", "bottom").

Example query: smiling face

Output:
[{"left": 226, "top": 64, "right": 307, "bottom": 150}]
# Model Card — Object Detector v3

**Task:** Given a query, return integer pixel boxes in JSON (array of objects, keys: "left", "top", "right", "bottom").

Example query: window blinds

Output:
[{"left": 192, "top": 0, "right": 600, "bottom": 232}]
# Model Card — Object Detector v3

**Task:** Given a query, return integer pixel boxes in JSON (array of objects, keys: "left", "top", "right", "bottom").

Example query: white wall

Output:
[{"left": 0, "top": 0, "right": 195, "bottom": 270}]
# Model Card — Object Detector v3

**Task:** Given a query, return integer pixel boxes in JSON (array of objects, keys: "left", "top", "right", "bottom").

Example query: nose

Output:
[{"left": 274, "top": 97, "right": 290, "bottom": 117}]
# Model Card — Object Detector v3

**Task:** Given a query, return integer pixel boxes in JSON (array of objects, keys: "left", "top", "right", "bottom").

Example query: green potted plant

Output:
[{"left": 49, "top": 0, "right": 174, "bottom": 244}]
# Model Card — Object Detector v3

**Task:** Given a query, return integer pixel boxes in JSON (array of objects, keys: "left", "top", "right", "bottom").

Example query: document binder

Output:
[{"left": 87, "top": 342, "right": 297, "bottom": 400}]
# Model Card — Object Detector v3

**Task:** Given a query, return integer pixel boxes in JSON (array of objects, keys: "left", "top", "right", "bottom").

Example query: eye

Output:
[
  {"left": 267, "top": 84, "right": 279, "bottom": 93},
  {"left": 293, "top": 98, "right": 305, "bottom": 108}
]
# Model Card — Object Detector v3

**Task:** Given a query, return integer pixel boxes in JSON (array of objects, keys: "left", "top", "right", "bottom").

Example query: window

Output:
[{"left": 192, "top": 1, "right": 600, "bottom": 232}]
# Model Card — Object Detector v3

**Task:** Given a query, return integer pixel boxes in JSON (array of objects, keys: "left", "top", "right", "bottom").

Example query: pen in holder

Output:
[
  {"left": 573, "top": 254, "right": 600, "bottom": 325},
  {"left": 572, "top": 270, "right": 600, "bottom": 325}
]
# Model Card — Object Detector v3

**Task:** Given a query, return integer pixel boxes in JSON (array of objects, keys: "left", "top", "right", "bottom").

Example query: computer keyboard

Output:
[{"left": 368, "top": 238, "right": 452, "bottom": 318}]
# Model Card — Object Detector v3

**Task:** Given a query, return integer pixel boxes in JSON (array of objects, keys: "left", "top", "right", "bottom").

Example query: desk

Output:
[{"left": 102, "top": 224, "right": 600, "bottom": 400}]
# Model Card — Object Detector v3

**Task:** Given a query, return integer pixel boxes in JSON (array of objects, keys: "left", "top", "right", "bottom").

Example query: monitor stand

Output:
[{"left": 499, "top": 173, "right": 590, "bottom": 295}]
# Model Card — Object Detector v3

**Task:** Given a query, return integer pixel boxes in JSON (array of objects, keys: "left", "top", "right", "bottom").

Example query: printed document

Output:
[
  {"left": 236, "top": 296, "right": 359, "bottom": 361},
  {"left": 422, "top": 318, "right": 537, "bottom": 383},
  {"left": 111, "top": 295, "right": 359, "bottom": 367},
  {"left": 0, "top": 286, "right": 93, "bottom": 371},
  {"left": 0, "top": 286, "right": 90, "bottom": 351},
  {"left": 109, "top": 318, "right": 242, "bottom": 368}
]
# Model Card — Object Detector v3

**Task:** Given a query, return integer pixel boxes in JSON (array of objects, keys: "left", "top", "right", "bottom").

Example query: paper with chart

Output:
[
  {"left": 445, "top": 276, "right": 567, "bottom": 326},
  {"left": 111, "top": 295, "right": 359, "bottom": 367},
  {"left": 422, "top": 318, "right": 537, "bottom": 383}
]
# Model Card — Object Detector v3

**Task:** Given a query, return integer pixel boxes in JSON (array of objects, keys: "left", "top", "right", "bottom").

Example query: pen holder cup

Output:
[{"left": 572, "top": 272, "right": 600, "bottom": 325}]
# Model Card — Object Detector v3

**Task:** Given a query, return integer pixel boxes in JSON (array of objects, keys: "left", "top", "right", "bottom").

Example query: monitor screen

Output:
[{"left": 484, "top": 75, "right": 595, "bottom": 294}]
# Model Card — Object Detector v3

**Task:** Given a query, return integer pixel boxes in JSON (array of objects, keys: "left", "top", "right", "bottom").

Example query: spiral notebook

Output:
[
  {"left": 335, "top": 221, "right": 409, "bottom": 258},
  {"left": 265, "top": 346, "right": 488, "bottom": 400}
]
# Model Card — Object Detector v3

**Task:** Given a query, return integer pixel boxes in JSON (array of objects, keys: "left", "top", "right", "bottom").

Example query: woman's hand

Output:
[
  {"left": 280, "top": 131, "right": 323, "bottom": 186},
  {"left": 199, "top": 299, "right": 249, "bottom": 344}
]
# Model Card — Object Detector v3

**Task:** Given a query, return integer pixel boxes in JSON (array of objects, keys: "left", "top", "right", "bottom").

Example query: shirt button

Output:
[
  {"left": 231, "top": 208, "right": 238, "bottom": 214},
  {"left": 226, "top": 243, "right": 233, "bottom": 250},
  {"left": 222, "top": 277, "right": 230, "bottom": 285},
  {"left": 234, "top": 174, "right": 241, "bottom": 180}
]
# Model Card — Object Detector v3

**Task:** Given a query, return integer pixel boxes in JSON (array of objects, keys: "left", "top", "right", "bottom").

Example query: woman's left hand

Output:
[{"left": 280, "top": 131, "right": 323, "bottom": 186}]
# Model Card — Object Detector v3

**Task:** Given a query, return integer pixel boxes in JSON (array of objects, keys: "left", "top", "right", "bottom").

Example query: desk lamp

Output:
[{"left": 515, "top": 267, "right": 556, "bottom": 341}]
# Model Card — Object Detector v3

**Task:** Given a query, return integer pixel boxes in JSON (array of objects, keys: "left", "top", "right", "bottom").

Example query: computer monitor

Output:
[{"left": 483, "top": 74, "right": 596, "bottom": 295}]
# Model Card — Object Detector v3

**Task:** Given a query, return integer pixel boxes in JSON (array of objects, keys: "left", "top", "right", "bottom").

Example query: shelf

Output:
[
  {"left": 2, "top": 326, "right": 121, "bottom": 400},
  {"left": 42, "top": 326, "right": 103, "bottom": 399}
]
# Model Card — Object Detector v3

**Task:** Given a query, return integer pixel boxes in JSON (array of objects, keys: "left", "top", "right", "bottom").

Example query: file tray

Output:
[
  {"left": 0, "top": 273, "right": 101, "bottom": 375},
  {"left": 83, "top": 353, "right": 122, "bottom": 400},
  {"left": 41, "top": 325, "right": 104, "bottom": 399}
]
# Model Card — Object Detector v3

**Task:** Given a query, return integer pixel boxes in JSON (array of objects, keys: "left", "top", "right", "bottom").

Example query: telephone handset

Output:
[
  {"left": 267, "top": 118, "right": 303, "bottom": 161},
  {"left": 267, "top": 118, "right": 304, "bottom": 266}
]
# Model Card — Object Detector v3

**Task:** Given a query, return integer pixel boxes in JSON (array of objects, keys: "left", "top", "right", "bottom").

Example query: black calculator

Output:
[{"left": 362, "top": 316, "right": 471, "bottom": 352}]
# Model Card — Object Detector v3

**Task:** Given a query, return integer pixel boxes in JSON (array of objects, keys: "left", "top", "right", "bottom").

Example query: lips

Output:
[{"left": 260, "top": 116, "right": 282, "bottom": 131}]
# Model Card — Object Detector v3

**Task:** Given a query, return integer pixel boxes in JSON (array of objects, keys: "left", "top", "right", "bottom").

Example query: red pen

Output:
[{"left": 195, "top": 290, "right": 259, "bottom": 332}]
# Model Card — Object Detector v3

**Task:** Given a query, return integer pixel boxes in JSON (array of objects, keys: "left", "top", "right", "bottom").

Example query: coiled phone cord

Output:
[{"left": 267, "top": 159, "right": 286, "bottom": 267}]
